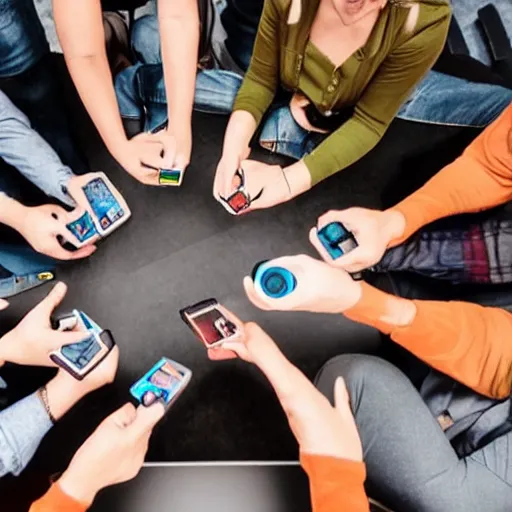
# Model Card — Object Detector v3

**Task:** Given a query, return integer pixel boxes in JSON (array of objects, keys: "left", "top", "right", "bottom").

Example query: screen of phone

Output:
[
  {"left": 189, "top": 308, "right": 237, "bottom": 345},
  {"left": 66, "top": 211, "right": 98, "bottom": 243},
  {"left": 83, "top": 178, "right": 125, "bottom": 230},
  {"left": 60, "top": 334, "right": 101, "bottom": 370}
]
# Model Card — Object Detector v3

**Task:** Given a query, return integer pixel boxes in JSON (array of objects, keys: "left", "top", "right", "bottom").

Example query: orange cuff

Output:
[{"left": 30, "top": 483, "right": 89, "bottom": 512}]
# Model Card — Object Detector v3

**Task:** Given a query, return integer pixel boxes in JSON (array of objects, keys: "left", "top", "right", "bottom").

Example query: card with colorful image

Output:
[
  {"left": 66, "top": 211, "right": 98, "bottom": 244},
  {"left": 159, "top": 168, "right": 183, "bottom": 187}
]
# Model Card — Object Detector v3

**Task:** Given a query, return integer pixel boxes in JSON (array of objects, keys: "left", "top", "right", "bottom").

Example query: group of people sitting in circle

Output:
[{"left": 0, "top": 0, "right": 511, "bottom": 510}]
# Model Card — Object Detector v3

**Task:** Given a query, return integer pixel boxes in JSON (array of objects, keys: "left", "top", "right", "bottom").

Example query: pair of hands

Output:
[
  {"left": 214, "top": 155, "right": 294, "bottom": 213},
  {"left": 0, "top": 282, "right": 119, "bottom": 393},
  {"left": 113, "top": 130, "right": 191, "bottom": 186}
]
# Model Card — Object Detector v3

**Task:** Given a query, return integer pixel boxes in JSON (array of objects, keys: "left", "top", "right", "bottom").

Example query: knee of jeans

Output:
[
  {"left": 131, "top": 15, "right": 160, "bottom": 64},
  {"left": 315, "top": 354, "right": 383, "bottom": 405}
]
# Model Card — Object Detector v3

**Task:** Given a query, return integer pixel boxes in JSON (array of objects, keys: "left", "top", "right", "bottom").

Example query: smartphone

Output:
[
  {"left": 180, "top": 298, "right": 240, "bottom": 348},
  {"left": 130, "top": 357, "right": 192, "bottom": 409},
  {"left": 317, "top": 222, "right": 358, "bottom": 260},
  {"left": 50, "top": 310, "right": 116, "bottom": 380},
  {"left": 159, "top": 168, "right": 183, "bottom": 187},
  {"left": 66, "top": 211, "right": 99, "bottom": 246},
  {"left": 219, "top": 169, "right": 251, "bottom": 215},
  {"left": 82, "top": 176, "right": 128, "bottom": 236}
]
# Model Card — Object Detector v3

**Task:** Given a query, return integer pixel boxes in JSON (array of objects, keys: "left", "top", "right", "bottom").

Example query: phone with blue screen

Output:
[
  {"left": 50, "top": 310, "right": 115, "bottom": 380},
  {"left": 130, "top": 358, "right": 192, "bottom": 410}
]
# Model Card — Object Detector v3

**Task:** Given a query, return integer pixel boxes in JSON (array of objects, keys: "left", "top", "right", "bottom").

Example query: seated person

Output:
[
  {"left": 213, "top": 0, "right": 451, "bottom": 212},
  {"left": 0, "top": 90, "right": 96, "bottom": 296},
  {"left": 243, "top": 254, "right": 512, "bottom": 511},
  {"left": 310, "top": 101, "right": 512, "bottom": 288},
  {"left": 0, "top": 282, "right": 119, "bottom": 477},
  {"left": 30, "top": 318, "right": 367, "bottom": 512}
]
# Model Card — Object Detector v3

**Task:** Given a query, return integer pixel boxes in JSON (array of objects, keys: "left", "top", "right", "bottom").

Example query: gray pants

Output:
[{"left": 315, "top": 354, "right": 512, "bottom": 512}]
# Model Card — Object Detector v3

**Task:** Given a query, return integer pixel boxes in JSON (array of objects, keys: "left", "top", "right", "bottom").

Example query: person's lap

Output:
[{"left": 315, "top": 354, "right": 512, "bottom": 512}]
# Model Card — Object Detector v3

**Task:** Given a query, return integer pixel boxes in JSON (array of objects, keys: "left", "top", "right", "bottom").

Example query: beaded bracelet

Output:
[{"left": 38, "top": 385, "right": 56, "bottom": 425}]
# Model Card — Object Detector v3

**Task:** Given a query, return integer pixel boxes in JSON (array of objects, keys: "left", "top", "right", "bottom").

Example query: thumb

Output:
[
  {"left": 131, "top": 403, "right": 165, "bottom": 437},
  {"left": 333, "top": 377, "right": 351, "bottom": 415},
  {"left": 37, "top": 282, "right": 68, "bottom": 316},
  {"left": 109, "top": 403, "right": 138, "bottom": 429}
]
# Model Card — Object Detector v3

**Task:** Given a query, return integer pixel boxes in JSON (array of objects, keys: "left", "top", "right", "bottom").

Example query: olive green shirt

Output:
[{"left": 233, "top": 0, "right": 451, "bottom": 185}]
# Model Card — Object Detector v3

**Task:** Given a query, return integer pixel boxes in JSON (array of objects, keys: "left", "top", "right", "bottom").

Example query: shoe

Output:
[{"left": 103, "top": 11, "right": 133, "bottom": 77}]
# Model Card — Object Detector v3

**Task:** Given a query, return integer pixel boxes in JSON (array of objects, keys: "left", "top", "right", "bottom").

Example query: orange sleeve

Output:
[
  {"left": 390, "top": 102, "right": 512, "bottom": 245},
  {"left": 300, "top": 453, "right": 369, "bottom": 512},
  {"left": 345, "top": 283, "right": 512, "bottom": 399},
  {"left": 29, "top": 484, "right": 89, "bottom": 512}
]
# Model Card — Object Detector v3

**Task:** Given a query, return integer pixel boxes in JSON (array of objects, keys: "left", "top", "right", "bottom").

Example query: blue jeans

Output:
[
  {"left": 316, "top": 354, "right": 512, "bottom": 512},
  {"left": 0, "top": 0, "right": 87, "bottom": 174}
]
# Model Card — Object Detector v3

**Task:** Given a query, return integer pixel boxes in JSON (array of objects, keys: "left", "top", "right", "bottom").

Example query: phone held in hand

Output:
[
  {"left": 317, "top": 222, "right": 358, "bottom": 260},
  {"left": 180, "top": 298, "right": 240, "bottom": 348},
  {"left": 219, "top": 169, "right": 252, "bottom": 215},
  {"left": 252, "top": 261, "right": 297, "bottom": 299},
  {"left": 50, "top": 309, "right": 116, "bottom": 380},
  {"left": 130, "top": 358, "right": 192, "bottom": 410},
  {"left": 159, "top": 168, "right": 184, "bottom": 187},
  {"left": 66, "top": 210, "right": 99, "bottom": 247}
]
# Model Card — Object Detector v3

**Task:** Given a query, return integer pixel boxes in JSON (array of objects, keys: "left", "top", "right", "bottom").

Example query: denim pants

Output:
[
  {"left": 315, "top": 354, "right": 512, "bottom": 512},
  {"left": 0, "top": 0, "right": 87, "bottom": 174}
]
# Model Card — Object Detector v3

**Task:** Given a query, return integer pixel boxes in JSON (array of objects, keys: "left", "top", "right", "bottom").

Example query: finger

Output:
[
  {"left": 222, "top": 165, "right": 239, "bottom": 198},
  {"left": 333, "top": 377, "right": 351, "bottom": 414},
  {"left": 0, "top": 299, "right": 9, "bottom": 310},
  {"left": 56, "top": 225, "right": 97, "bottom": 254},
  {"left": 243, "top": 276, "right": 271, "bottom": 311},
  {"left": 131, "top": 402, "right": 166, "bottom": 436},
  {"left": 36, "top": 282, "right": 68, "bottom": 316},
  {"left": 54, "top": 235, "right": 97, "bottom": 260},
  {"left": 317, "top": 209, "right": 356, "bottom": 231},
  {"left": 159, "top": 135, "right": 177, "bottom": 169},
  {"left": 174, "top": 153, "right": 189, "bottom": 172},
  {"left": 109, "top": 403, "right": 138, "bottom": 429},
  {"left": 207, "top": 347, "right": 238, "bottom": 360},
  {"left": 309, "top": 228, "right": 333, "bottom": 263},
  {"left": 216, "top": 305, "right": 244, "bottom": 330},
  {"left": 329, "top": 248, "right": 368, "bottom": 272},
  {"left": 137, "top": 165, "right": 160, "bottom": 186},
  {"left": 52, "top": 329, "right": 92, "bottom": 349}
]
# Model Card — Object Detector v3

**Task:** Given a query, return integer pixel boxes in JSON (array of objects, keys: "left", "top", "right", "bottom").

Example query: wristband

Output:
[{"left": 38, "top": 385, "right": 57, "bottom": 424}]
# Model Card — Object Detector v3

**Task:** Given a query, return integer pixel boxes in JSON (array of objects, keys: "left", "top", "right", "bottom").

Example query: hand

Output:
[
  {"left": 0, "top": 282, "right": 89, "bottom": 367},
  {"left": 58, "top": 402, "right": 165, "bottom": 505},
  {"left": 310, "top": 208, "right": 406, "bottom": 272},
  {"left": 45, "top": 346, "right": 120, "bottom": 421},
  {"left": 213, "top": 146, "right": 250, "bottom": 200},
  {"left": 153, "top": 127, "right": 192, "bottom": 172},
  {"left": 286, "top": 376, "right": 363, "bottom": 461},
  {"left": 244, "top": 254, "right": 362, "bottom": 314},
  {"left": 16, "top": 204, "right": 97, "bottom": 260},
  {"left": 111, "top": 133, "right": 165, "bottom": 185},
  {"left": 0, "top": 299, "right": 8, "bottom": 311}
]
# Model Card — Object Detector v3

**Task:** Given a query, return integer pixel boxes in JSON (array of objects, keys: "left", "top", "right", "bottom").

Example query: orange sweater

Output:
[{"left": 392, "top": 102, "right": 512, "bottom": 245}]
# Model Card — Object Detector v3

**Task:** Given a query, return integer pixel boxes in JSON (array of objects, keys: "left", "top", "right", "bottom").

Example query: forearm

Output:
[
  {"left": 222, "top": 110, "right": 257, "bottom": 159},
  {"left": 159, "top": 8, "right": 199, "bottom": 133},
  {"left": 0, "top": 391, "right": 53, "bottom": 476},
  {"left": 344, "top": 283, "right": 512, "bottom": 399},
  {"left": 390, "top": 105, "right": 512, "bottom": 245},
  {"left": 65, "top": 57, "right": 127, "bottom": 155}
]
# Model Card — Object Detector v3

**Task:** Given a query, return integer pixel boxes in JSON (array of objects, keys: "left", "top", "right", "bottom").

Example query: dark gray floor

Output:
[{"left": 0, "top": 87, "right": 483, "bottom": 510}]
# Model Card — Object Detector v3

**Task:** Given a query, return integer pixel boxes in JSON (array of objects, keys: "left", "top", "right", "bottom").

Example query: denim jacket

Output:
[{"left": 0, "top": 391, "right": 53, "bottom": 477}]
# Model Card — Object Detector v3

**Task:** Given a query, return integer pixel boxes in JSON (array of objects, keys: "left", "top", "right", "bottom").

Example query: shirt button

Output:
[
  {"left": 324, "top": 110, "right": 333, "bottom": 117},
  {"left": 327, "top": 84, "right": 335, "bottom": 93},
  {"left": 332, "top": 77, "right": 339, "bottom": 86}
]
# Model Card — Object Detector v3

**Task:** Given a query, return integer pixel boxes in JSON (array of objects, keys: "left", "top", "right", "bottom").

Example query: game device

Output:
[
  {"left": 252, "top": 261, "right": 297, "bottom": 299},
  {"left": 180, "top": 298, "right": 240, "bottom": 348},
  {"left": 130, "top": 358, "right": 192, "bottom": 409},
  {"left": 66, "top": 210, "right": 99, "bottom": 247},
  {"left": 50, "top": 309, "right": 116, "bottom": 380},
  {"left": 317, "top": 222, "right": 358, "bottom": 260},
  {"left": 219, "top": 169, "right": 262, "bottom": 215},
  {"left": 159, "top": 168, "right": 184, "bottom": 187}
]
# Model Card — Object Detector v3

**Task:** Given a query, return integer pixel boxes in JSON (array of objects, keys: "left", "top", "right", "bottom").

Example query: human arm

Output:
[
  {"left": 208, "top": 321, "right": 369, "bottom": 511},
  {"left": 389, "top": 103, "right": 512, "bottom": 244},
  {"left": 157, "top": 0, "right": 199, "bottom": 170},
  {"left": 214, "top": 0, "right": 281, "bottom": 197},
  {"left": 30, "top": 403, "right": 164, "bottom": 511},
  {"left": 0, "top": 90, "right": 74, "bottom": 206},
  {"left": 303, "top": 5, "right": 450, "bottom": 185}
]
